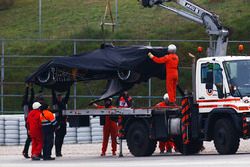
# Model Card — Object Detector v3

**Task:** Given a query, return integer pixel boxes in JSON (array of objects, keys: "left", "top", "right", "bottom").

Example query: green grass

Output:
[
  {"left": 1, "top": 0, "right": 250, "bottom": 113},
  {"left": 1, "top": 0, "right": 250, "bottom": 40}
]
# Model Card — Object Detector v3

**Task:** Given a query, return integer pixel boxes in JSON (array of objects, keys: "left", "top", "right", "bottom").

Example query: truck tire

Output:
[
  {"left": 126, "top": 122, "right": 156, "bottom": 156},
  {"left": 174, "top": 137, "right": 203, "bottom": 155},
  {"left": 213, "top": 118, "right": 239, "bottom": 154}
]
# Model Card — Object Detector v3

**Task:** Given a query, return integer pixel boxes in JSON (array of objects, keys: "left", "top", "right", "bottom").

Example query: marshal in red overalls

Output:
[
  {"left": 94, "top": 99, "right": 118, "bottom": 156},
  {"left": 155, "top": 101, "right": 176, "bottom": 153}
]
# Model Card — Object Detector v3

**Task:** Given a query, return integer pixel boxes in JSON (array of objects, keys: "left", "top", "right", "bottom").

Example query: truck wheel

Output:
[
  {"left": 174, "top": 137, "right": 203, "bottom": 155},
  {"left": 213, "top": 119, "right": 239, "bottom": 154},
  {"left": 126, "top": 122, "right": 156, "bottom": 157}
]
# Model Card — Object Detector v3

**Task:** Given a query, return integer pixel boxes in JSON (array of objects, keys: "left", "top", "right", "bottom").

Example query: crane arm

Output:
[{"left": 140, "top": 0, "right": 229, "bottom": 57}]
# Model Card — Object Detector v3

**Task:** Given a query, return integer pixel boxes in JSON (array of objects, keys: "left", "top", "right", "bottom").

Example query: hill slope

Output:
[
  {"left": 0, "top": 0, "right": 250, "bottom": 40},
  {"left": 0, "top": 0, "right": 250, "bottom": 112}
]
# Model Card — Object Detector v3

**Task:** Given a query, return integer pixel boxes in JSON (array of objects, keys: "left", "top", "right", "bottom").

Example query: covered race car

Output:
[{"left": 26, "top": 44, "right": 168, "bottom": 101}]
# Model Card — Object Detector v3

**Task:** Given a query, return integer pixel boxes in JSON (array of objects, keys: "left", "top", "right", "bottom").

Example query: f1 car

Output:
[{"left": 26, "top": 44, "right": 168, "bottom": 101}]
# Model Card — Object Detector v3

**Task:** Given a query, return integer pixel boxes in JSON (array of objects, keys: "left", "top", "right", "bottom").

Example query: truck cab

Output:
[
  {"left": 196, "top": 56, "right": 250, "bottom": 114},
  {"left": 194, "top": 56, "right": 250, "bottom": 154}
]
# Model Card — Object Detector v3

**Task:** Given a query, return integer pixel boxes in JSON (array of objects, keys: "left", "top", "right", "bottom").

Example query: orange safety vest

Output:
[{"left": 40, "top": 109, "right": 57, "bottom": 127}]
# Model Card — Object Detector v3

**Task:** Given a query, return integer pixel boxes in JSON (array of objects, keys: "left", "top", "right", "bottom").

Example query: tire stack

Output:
[
  {"left": 76, "top": 127, "right": 91, "bottom": 144},
  {"left": 0, "top": 116, "right": 4, "bottom": 145},
  {"left": 19, "top": 117, "right": 27, "bottom": 145},
  {"left": 90, "top": 116, "right": 103, "bottom": 143},
  {"left": 4, "top": 117, "right": 19, "bottom": 145},
  {"left": 64, "top": 124, "right": 77, "bottom": 144}
]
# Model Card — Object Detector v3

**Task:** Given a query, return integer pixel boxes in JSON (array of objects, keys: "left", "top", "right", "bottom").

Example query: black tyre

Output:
[
  {"left": 37, "top": 70, "right": 53, "bottom": 84},
  {"left": 117, "top": 70, "right": 141, "bottom": 83},
  {"left": 126, "top": 122, "right": 156, "bottom": 157},
  {"left": 213, "top": 119, "right": 240, "bottom": 154},
  {"left": 174, "top": 136, "right": 203, "bottom": 155}
]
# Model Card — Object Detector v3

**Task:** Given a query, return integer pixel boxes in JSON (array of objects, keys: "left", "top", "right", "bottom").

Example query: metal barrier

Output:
[{"left": 0, "top": 39, "right": 249, "bottom": 114}]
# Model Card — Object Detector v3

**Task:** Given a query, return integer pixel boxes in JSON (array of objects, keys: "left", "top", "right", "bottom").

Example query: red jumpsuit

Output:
[
  {"left": 96, "top": 105, "right": 118, "bottom": 155},
  {"left": 27, "top": 109, "right": 43, "bottom": 158},
  {"left": 155, "top": 101, "right": 176, "bottom": 152},
  {"left": 159, "top": 140, "right": 176, "bottom": 153},
  {"left": 119, "top": 96, "right": 132, "bottom": 108},
  {"left": 152, "top": 53, "right": 179, "bottom": 103}
]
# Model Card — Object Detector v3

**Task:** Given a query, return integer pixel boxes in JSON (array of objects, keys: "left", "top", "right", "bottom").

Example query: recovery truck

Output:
[{"left": 65, "top": 0, "right": 250, "bottom": 156}]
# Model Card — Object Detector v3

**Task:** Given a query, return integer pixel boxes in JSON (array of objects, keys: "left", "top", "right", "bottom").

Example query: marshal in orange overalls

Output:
[{"left": 151, "top": 53, "right": 179, "bottom": 103}]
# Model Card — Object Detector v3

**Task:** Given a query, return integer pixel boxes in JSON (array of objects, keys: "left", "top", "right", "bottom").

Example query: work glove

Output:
[
  {"left": 89, "top": 100, "right": 98, "bottom": 107},
  {"left": 148, "top": 52, "right": 154, "bottom": 59}
]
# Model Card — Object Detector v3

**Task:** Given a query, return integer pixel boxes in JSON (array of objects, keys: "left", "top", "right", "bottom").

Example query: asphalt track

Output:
[
  {"left": 1, "top": 141, "right": 250, "bottom": 167},
  {"left": 1, "top": 153, "right": 250, "bottom": 167}
]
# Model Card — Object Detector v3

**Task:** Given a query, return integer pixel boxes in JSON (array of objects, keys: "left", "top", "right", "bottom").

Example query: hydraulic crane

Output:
[{"left": 140, "top": 0, "right": 229, "bottom": 57}]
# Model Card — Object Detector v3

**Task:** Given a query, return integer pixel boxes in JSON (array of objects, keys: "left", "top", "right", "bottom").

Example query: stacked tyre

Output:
[
  {"left": 64, "top": 125, "right": 77, "bottom": 144},
  {"left": 76, "top": 127, "right": 91, "bottom": 144},
  {"left": 4, "top": 117, "right": 19, "bottom": 145},
  {"left": 0, "top": 117, "right": 4, "bottom": 145},
  {"left": 90, "top": 116, "right": 103, "bottom": 143},
  {"left": 19, "top": 117, "right": 27, "bottom": 145}
]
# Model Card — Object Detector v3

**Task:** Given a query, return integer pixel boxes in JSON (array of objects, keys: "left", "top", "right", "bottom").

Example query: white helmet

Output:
[
  {"left": 163, "top": 93, "right": 169, "bottom": 100},
  {"left": 168, "top": 44, "right": 177, "bottom": 53},
  {"left": 32, "top": 102, "right": 41, "bottom": 110}
]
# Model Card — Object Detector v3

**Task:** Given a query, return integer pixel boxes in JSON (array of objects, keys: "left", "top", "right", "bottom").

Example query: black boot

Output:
[
  {"left": 22, "top": 151, "right": 30, "bottom": 159},
  {"left": 56, "top": 153, "right": 62, "bottom": 157},
  {"left": 43, "top": 157, "right": 55, "bottom": 161},
  {"left": 31, "top": 156, "right": 40, "bottom": 161}
]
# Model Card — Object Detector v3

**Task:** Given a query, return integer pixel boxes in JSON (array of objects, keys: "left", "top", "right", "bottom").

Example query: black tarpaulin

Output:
[{"left": 26, "top": 45, "right": 168, "bottom": 100}]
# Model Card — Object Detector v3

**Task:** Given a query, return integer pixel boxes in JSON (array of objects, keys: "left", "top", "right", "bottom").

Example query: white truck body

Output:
[{"left": 196, "top": 56, "right": 250, "bottom": 115}]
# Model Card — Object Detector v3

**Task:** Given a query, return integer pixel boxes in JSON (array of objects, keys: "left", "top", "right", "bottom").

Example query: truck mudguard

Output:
[{"left": 204, "top": 108, "right": 241, "bottom": 140}]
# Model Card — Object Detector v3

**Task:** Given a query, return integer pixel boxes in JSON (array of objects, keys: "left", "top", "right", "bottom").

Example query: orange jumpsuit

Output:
[
  {"left": 152, "top": 53, "right": 179, "bottom": 103},
  {"left": 155, "top": 101, "right": 176, "bottom": 152},
  {"left": 96, "top": 105, "right": 118, "bottom": 155},
  {"left": 27, "top": 109, "right": 43, "bottom": 158}
]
